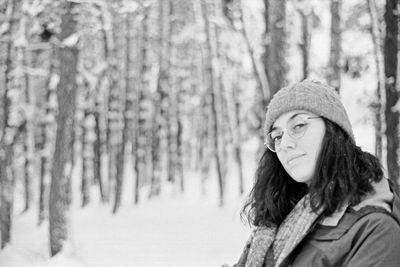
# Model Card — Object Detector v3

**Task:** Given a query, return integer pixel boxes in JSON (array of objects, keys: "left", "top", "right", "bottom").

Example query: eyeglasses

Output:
[{"left": 265, "top": 116, "right": 320, "bottom": 152}]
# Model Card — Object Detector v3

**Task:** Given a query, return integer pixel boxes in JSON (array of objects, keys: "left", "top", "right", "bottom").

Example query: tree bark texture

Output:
[
  {"left": 104, "top": 3, "right": 123, "bottom": 202},
  {"left": 113, "top": 13, "right": 134, "bottom": 213},
  {"left": 328, "top": 0, "right": 342, "bottom": 93},
  {"left": 134, "top": 5, "right": 150, "bottom": 203},
  {"left": 38, "top": 48, "right": 56, "bottom": 225},
  {"left": 367, "top": 0, "right": 385, "bottom": 162},
  {"left": 263, "top": 0, "right": 287, "bottom": 96},
  {"left": 238, "top": 0, "right": 270, "bottom": 107},
  {"left": 150, "top": 0, "right": 171, "bottom": 197},
  {"left": 200, "top": 0, "right": 225, "bottom": 206},
  {"left": 298, "top": 8, "right": 311, "bottom": 80},
  {"left": 231, "top": 73, "right": 244, "bottom": 195},
  {"left": 18, "top": 18, "right": 36, "bottom": 212},
  {"left": 0, "top": 0, "right": 21, "bottom": 248},
  {"left": 384, "top": 0, "right": 399, "bottom": 187},
  {"left": 81, "top": 101, "right": 91, "bottom": 208},
  {"left": 49, "top": 2, "right": 78, "bottom": 256},
  {"left": 93, "top": 97, "right": 105, "bottom": 202}
]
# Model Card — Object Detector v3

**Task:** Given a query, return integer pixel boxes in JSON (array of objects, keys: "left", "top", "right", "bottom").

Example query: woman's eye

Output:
[
  {"left": 293, "top": 123, "right": 306, "bottom": 130},
  {"left": 273, "top": 135, "right": 282, "bottom": 142}
]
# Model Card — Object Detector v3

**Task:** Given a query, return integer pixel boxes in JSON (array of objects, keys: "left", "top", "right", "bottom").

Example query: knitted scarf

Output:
[{"left": 235, "top": 195, "right": 323, "bottom": 267}]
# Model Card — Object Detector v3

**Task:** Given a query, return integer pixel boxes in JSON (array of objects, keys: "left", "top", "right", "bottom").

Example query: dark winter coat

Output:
[
  {"left": 231, "top": 179, "right": 400, "bottom": 267},
  {"left": 286, "top": 183, "right": 400, "bottom": 266}
]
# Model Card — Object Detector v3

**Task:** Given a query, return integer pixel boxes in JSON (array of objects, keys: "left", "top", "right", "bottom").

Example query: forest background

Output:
[{"left": 0, "top": 0, "right": 399, "bottom": 266}]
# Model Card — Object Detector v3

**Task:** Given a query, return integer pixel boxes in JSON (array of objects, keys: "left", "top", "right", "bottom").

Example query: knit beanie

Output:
[{"left": 264, "top": 79, "right": 355, "bottom": 142}]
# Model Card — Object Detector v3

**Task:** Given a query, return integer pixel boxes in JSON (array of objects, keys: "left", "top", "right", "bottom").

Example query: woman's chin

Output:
[{"left": 289, "top": 172, "right": 312, "bottom": 184}]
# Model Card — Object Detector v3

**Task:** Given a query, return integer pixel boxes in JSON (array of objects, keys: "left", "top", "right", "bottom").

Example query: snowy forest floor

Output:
[
  {"left": 0, "top": 192, "right": 251, "bottom": 267},
  {"left": 0, "top": 143, "right": 258, "bottom": 267}
]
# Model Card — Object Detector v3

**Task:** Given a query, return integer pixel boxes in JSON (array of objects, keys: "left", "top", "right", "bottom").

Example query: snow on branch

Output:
[
  {"left": 0, "top": 22, "right": 10, "bottom": 36},
  {"left": 61, "top": 33, "right": 80, "bottom": 47},
  {"left": 119, "top": 1, "right": 139, "bottom": 14}
]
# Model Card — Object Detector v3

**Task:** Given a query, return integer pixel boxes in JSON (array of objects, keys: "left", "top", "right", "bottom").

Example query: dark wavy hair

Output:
[{"left": 241, "top": 118, "right": 384, "bottom": 227}]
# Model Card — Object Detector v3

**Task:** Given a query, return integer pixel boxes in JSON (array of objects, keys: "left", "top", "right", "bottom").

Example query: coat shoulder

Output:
[{"left": 290, "top": 207, "right": 400, "bottom": 267}]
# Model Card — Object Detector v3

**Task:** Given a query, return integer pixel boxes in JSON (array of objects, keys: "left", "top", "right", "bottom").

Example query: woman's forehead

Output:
[{"left": 272, "top": 110, "right": 316, "bottom": 128}]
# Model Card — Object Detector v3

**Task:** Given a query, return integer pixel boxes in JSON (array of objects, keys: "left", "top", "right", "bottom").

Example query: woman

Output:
[{"left": 233, "top": 80, "right": 400, "bottom": 266}]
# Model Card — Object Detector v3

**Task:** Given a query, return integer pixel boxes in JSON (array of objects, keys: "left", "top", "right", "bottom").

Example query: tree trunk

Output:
[
  {"left": 38, "top": 48, "right": 55, "bottom": 225},
  {"left": 238, "top": 0, "right": 270, "bottom": 107},
  {"left": 113, "top": 13, "right": 134, "bottom": 213},
  {"left": 103, "top": 3, "right": 123, "bottom": 202},
  {"left": 176, "top": 92, "right": 184, "bottom": 193},
  {"left": 222, "top": 0, "right": 234, "bottom": 25},
  {"left": 0, "top": 0, "right": 20, "bottom": 248},
  {"left": 81, "top": 107, "right": 91, "bottom": 207},
  {"left": 263, "top": 0, "right": 287, "bottom": 96},
  {"left": 49, "top": 2, "right": 78, "bottom": 256},
  {"left": 0, "top": 144, "right": 15, "bottom": 248},
  {"left": 200, "top": 0, "right": 225, "bottom": 206},
  {"left": 166, "top": 0, "right": 181, "bottom": 186},
  {"left": 17, "top": 14, "right": 35, "bottom": 213},
  {"left": 199, "top": 90, "right": 211, "bottom": 196},
  {"left": 93, "top": 96, "right": 105, "bottom": 202},
  {"left": 231, "top": 73, "right": 245, "bottom": 195},
  {"left": 134, "top": 5, "right": 150, "bottom": 203},
  {"left": 384, "top": 0, "right": 399, "bottom": 187},
  {"left": 149, "top": 1, "right": 167, "bottom": 198},
  {"left": 367, "top": 0, "right": 385, "bottom": 162},
  {"left": 327, "top": 0, "right": 342, "bottom": 93},
  {"left": 297, "top": 8, "right": 312, "bottom": 80},
  {"left": 214, "top": 19, "right": 229, "bottom": 194},
  {"left": 260, "top": 0, "right": 286, "bottom": 156},
  {"left": 91, "top": 62, "right": 107, "bottom": 203}
]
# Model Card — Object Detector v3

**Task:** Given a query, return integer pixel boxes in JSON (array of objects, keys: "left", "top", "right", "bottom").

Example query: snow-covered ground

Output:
[
  {"left": 0, "top": 193, "right": 250, "bottom": 267},
  {"left": 0, "top": 140, "right": 258, "bottom": 267}
]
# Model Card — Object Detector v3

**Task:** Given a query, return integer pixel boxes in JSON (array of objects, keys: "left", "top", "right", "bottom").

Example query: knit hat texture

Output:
[{"left": 264, "top": 80, "right": 355, "bottom": 141}]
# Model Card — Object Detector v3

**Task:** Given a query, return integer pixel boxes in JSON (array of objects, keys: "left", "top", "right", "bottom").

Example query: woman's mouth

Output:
[{"left": 287, "top": 154, "right": 306, "bottom": 165}]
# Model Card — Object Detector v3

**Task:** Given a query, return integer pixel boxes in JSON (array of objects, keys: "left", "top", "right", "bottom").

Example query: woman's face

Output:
[{"left": 271, "top": 110, "right": 326, "bottom": 184}]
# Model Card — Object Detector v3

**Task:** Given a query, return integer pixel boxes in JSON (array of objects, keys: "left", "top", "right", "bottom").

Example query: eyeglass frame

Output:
[{"left": 265, "top": 116, "right": 321, "bottom": 152}]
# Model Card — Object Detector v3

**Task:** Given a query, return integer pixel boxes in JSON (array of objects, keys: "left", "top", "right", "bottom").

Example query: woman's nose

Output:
[{"left": 279, "top": 132, "right": 296, "bottom": 151}]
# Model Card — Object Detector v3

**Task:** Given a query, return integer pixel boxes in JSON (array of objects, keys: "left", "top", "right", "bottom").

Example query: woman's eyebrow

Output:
[
  {"left": 288, "top": 112, "right": 309, "bottom": 121},
  {"left": 270, "top": 112, "right": 310, "bottom": 132}
]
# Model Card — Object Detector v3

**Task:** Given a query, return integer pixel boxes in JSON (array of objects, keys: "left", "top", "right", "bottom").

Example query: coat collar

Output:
[{"left": 320, "top": 178, "right": 393, "bottom": 227}]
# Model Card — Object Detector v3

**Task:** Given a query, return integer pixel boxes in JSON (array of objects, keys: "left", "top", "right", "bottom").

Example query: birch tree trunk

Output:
[
  {"left": 384, "top": 0, "right": 399, "bottom": 187},
  {"left": 49, "top": 2, "right": 78, "bottom": 255},
  {"left": 327, "top": 0, "right": 342, "bottom": 93}
]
